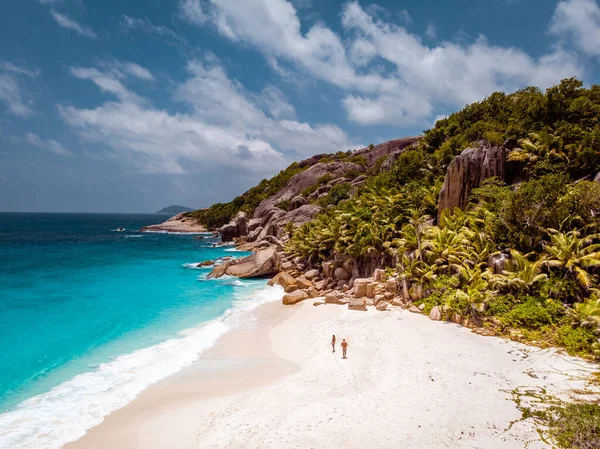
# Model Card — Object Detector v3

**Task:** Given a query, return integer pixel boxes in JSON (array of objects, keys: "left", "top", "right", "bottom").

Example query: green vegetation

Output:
[
  {"left": 422, "top": 78, "right": 600, "bottom": 177},
  {"left": 317, "top": 183, "right": 350, "bottom": 207},
  {"left": 276, "top": 199, "right": 290, "bottom": 212},
  {"left": 288, "top": 78, "right": 600, "bottom": 359},
  {"left": 510, "top": 387, "right": 600, "bottom": 449}
]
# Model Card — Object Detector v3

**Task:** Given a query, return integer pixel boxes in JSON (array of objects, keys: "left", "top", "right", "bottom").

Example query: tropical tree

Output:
[
  {"left": 493, "top": 250, "right": 547, "bottom": 294},
  {"left": 544, "top": 229, "right": 600, "bottom": 292}
]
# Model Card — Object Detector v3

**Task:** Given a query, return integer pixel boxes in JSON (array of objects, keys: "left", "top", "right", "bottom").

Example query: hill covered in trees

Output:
[
  {"left": 193, "top": 78, "right": 600, "bottom": 362},
  {"left": 285, "top": 78, "right": 600, "bottom": 359}
]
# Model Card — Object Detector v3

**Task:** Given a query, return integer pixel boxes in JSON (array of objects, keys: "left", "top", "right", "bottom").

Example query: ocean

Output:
[{"left": 0, "top": 213, "right": 280, "bottom": 449}]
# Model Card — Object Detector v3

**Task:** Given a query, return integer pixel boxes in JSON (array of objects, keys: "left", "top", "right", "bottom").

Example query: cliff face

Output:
[{"left": 437, "top": 142, "right": 507, "bottom": 221}]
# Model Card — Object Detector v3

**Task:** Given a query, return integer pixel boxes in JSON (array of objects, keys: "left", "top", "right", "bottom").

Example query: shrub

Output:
[
  {"left": 277, "top": 199, "right": 290, "bottom": 211},
  {"left": 348, "top": 155, "right": 367, "bottom": 166},
  {"left": 556, "top": 325, "right": 596, "bottom": 356},
  {"left": 503, "top": 296, "right": 562, "bottom": 329},
  {"left": 546, "top": 402, "right": 600, "bottom": 449},
  {"left": 302, "top": 185, "right": 318, "bottom": 197},
  {"left": 317, "top": 173, "right": 334, "bottom": 185},
  {"left": 487, "top": 294, "right": 516, "bottom": 317},
  {"left": 345, "top": 169, "right": 362, "bottom": 180},
  {"left": 318, "top": 183, "right": 350, "bottom": 207}
]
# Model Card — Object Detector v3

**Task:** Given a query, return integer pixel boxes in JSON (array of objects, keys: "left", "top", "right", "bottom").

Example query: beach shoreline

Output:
[
  {"left": 140, "top": 212, "right": 207, "bottom": 234},
  {"left": 66, "top": 297, "right": 598, "bottom": 449}
]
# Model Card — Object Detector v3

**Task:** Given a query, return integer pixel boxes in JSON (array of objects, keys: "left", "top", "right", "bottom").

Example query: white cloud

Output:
[
  {"left": 179, "top": 0, "right": 208, "bottom": 25},
  {"left": 25, "top": 133, "right": 72, "bottom": 156},
  {"left": 259, "top": 86, "right": 296, "bottom": 119},
  {"left": 399, "top": 9, "right": 412, "bottom": 25},
  {"left": 0, "top": 61, "right": 39, "bottom": 77},
  {"left": 120, "top": 15, "right": 188, "bottom": 48},
  {"left": 50, "top": 10, "right": 97, "bottom": 38},
  {"left": 180, "top": 0, "right": 582, "bottom": 126},
  {"left": 425, "top": 23, "right": 436, "bottom": 39},
  {"left": 550, "top": 0, "right": 600, "bottom": 57},
  {"left": 58, "top": 58, "right": 358, "bottom": 175},
  {"left": 121, "top": 62, "right": 154, "bottom": 81},
  {"left": 0, "top": 62, "right": 37, "bottom": 117},
  {"left": 70, "top": 67, "right": 144, "bottom": 103}
]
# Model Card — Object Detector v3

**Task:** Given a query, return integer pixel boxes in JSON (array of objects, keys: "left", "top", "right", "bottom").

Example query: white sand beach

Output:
[{"left": 67, "top": 297, "right": 598, "bottom": 449}]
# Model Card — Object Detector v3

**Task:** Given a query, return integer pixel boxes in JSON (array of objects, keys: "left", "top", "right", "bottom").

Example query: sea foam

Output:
[{"left": 0, "top": 284, "right": 283, "bottom": 449}]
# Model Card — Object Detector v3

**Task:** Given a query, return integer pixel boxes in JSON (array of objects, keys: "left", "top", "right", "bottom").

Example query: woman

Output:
[{"left": 331, "top": 335, "right": 336, "bottom": 353}]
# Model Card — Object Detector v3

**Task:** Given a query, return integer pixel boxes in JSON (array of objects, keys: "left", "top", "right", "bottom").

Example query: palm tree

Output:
[
  {"left": 493, "top": 250, "right": 547, "bottom": 294},
  {"left": 544, "top": 229, "right": 600, "bottom": 291},
  {"left": 422, "top": 226, "right": 471, "bottom": 275},
  {"left": 387, "top": 210, "right": 431, "bottom": 262}
]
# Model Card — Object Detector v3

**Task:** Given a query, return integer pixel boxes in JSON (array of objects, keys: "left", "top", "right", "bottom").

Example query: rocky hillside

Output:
[
  {"left": 205, "top": 78, "right": 600, "bottom": 364},
  {"left": 193, "top": 136, "right": 419, "bottom": 243}
]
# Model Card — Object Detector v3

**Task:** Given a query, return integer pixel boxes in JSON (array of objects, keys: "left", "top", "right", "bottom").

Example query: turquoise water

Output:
[{"left": 0, "top": 213, "right": 276, "bottom": 448}]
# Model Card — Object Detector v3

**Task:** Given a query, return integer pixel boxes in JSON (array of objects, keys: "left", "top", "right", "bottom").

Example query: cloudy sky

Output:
[{"left": 1, "top": 0, "right": 599, "bottom": 212}]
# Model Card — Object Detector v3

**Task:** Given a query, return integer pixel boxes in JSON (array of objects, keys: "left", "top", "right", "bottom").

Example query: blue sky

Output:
[{"left": 1, "top": 0, "right": 599, "bottom": 213}]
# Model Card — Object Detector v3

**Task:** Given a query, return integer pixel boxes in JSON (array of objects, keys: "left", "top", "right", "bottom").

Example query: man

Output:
[
  {"left": 341, "top": 339, "right": 348, "bottom": 359},
  {"left": 331, "top": 335, "right": 336, "bottom": 353}
]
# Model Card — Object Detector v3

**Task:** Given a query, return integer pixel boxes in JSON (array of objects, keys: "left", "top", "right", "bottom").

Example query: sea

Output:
[{"left": 0, "top": 212, "right": 280, "bottom": 449}]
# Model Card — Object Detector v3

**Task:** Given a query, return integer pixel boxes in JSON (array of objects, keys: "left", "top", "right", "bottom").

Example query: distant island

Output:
[{"left": 156, "top": 205, "right": 194, "bottom": 215}]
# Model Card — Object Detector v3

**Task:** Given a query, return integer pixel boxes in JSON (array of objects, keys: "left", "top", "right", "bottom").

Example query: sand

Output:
[{"left": 67, "top": 298, "right": 598, "bottom": 449}]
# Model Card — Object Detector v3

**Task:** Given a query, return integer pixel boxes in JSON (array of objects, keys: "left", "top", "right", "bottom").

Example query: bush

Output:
[
  {"left": 277, "top": 199, "right": 290, "bottom": 211},
  {"left": 317, "top": 173, "right": 334, "bottom": 185},
  {"left": 546, "top": 402, "right": 600, "bottom": 449},
  {"left": 556, "top": 325, "right": 596, "bottom": 356},
  {"left": 487, "top": 294, "right": 516, "bottom": 317},
  {"left": 318, "top": 183, "right": 350, "bottom": 207},
  {"left": 503, "top": 296, "right": 562, "bottom": 329},
  {"left": 348, "top": 156, "right": 367, "bottom": 166},
  {"left": 301, "top": 184, "right": 319, "bottom": 198},
  {"left": 345, "top": 169, "right": 363, "bottom": 180}
]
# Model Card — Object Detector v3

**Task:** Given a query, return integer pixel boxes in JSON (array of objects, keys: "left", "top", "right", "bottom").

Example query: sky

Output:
[{"left": 0, "top": 0, "right": 599, "bottom": 213}]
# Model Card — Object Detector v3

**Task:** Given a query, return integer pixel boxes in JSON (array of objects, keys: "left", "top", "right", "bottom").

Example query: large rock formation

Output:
[
  {"left": 352, "top": 137, "right": 420, "bottom": 168},
  {"left": 289, "top": 195, "right": 307, "bottom": 211},
  {"left": 437, "top": 142, "right": 506, "bottom": 221},
  {"left": 220, "top": 211, "right": 248, "bottom": 242},
  {"left": 208, "top": 247, "right": 280, "bottom": 278},
  {"left": 274, "top": 204, "right": 321, "bottom": 227}
]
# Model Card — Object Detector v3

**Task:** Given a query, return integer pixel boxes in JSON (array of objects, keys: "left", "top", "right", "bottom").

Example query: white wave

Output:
[
  {"left": 0, "top": 285, "right": 283, "bottom": 449},
  {"left": 224, "top": 247, "right": 243, "bottom": 252},
  {"left": 124, "top": 235, "right": 143, "bottom": 238}
]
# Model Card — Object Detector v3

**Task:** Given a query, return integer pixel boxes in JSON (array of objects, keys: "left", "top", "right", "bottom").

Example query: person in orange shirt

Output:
[
  {"left": 341, "top": 339, "right": 348, "bottom": 359},
  {"left": 331, "top": 335, "right": 336, "bottom": 353}
]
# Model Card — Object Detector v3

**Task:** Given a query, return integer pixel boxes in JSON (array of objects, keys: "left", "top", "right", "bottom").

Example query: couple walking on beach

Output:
[{"left": 331, "top": 335, "right": 348, "bottom": 359}]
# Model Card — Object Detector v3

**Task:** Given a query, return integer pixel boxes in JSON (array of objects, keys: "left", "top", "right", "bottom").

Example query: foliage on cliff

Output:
[{"left": 288, "top": 78, "right": 600, "bottom": 359}]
